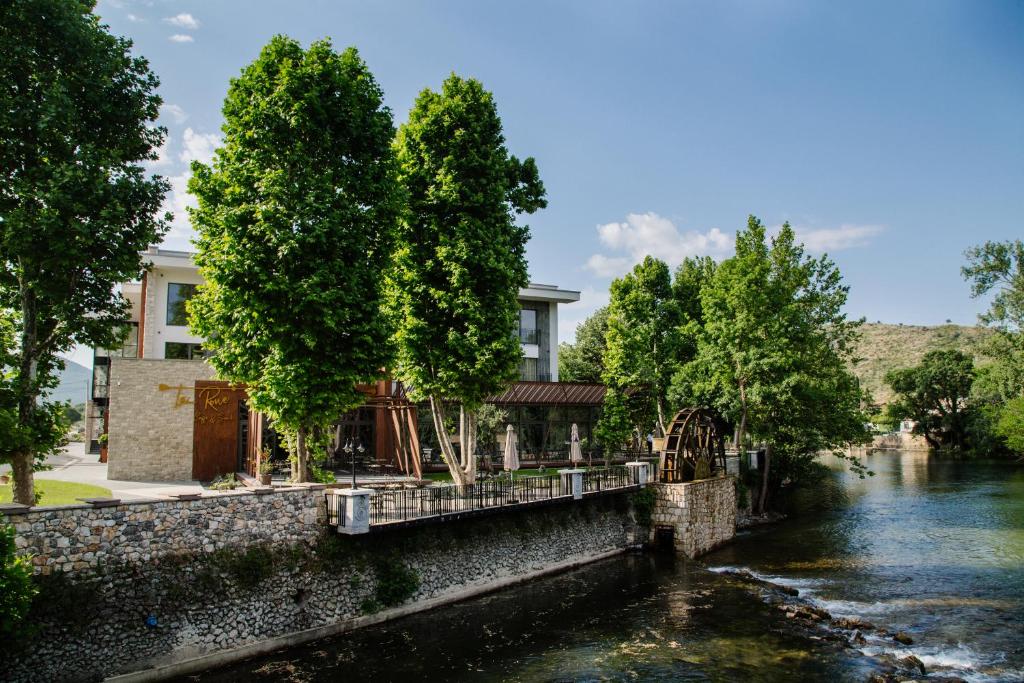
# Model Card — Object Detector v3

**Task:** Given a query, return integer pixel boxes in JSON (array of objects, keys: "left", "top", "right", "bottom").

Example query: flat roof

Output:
[{"left": 140, "top": 247, "right": 581, "bottom": 302}]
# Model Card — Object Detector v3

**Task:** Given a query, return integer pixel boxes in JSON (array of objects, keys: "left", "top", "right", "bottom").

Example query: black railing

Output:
[{"left": 329, "top": 466, "right": 641, "bottom": 529}]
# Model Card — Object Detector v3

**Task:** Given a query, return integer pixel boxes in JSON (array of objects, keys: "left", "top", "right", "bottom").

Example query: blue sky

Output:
[{"left": 87, "top": 0, "right": 1022, "bottom": 357}]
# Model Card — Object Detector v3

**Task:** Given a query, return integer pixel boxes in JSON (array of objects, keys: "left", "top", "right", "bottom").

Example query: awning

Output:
[{"left": 486, "top": 381, "right": 606, "bottom": 406}]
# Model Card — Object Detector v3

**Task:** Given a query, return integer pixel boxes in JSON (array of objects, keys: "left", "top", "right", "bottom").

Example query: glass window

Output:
[
  {"left": 520, "top": 357, "right": 539, "bottom": 381},
  {"left": 519, "top": 308, "right": 538, "bottom": 344},
  {"left": 166, "top": 283, "right": 197, "bottom": 326},
  {"left": 165, "top": 342, "right": 204, "bottom": 360}
]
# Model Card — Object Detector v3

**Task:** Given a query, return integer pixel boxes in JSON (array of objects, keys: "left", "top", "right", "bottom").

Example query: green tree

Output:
[
  {"left": 885, "top": 350, "right": 975, "bottom": 450},
  {"left": 598, "top": 257, "right": 682, "bottom": 453},
  {"left": 558, "top": 306, "right": 609, "bottom": 383},
  {"left": 683, "top": 217, "right": 867, "bottom": 512},
  {"left": 388, "top": 74, "right": 546, "bottom": 486},
  {"left": 995, "top": 396, "right": 1024, "bottom": 455},
  {"left": 667, "top": 256, "right": 717, "bottom": 408},
  {"left": 0, "top": 0, "right": 168, "bottom": 504},
  {"left": 188, "top": 37, "right": 401, "bottom": 482}
]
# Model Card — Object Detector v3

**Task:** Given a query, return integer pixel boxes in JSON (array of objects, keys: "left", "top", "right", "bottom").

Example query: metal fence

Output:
[{"left": 327, "top": 465, "right": 642, "bottom": 528}]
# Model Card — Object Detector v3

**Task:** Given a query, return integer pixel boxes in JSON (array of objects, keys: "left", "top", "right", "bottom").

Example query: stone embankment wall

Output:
[
  {"left": 651, "top": 475, "right": 736, "bottom": 558},
  {"left": 107, "top": 358, "right": 216, "bottom": 481},
  {"left": 7, "top": 486, "right": 324, "bottom": 574},
  {"left": 3, "top": 491, "right": 640, "bottom": 683}
]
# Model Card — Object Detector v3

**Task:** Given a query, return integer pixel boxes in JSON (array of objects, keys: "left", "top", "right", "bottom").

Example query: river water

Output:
[{"left": 189, "top": 450, "right": 1023, "bottom": 682}]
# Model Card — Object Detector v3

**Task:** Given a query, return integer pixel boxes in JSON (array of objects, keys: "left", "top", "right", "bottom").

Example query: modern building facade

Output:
[{"left": 91, "top": 248, "right": 605, "bottom": 482}]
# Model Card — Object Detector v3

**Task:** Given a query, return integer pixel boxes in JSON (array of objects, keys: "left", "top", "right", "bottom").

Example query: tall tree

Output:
[
  {"left": 667, "top": 256, "right": 717, "bottom": 408},
  {"left": 558, "top": 306, "right": 609, "bottom": 383},
  {"left": 886, "top": 350, "right": 975, "bottom": 450},
  {"left": 0, "top": 0, "right": 168, "bottom": 504},
  {"left": 389, "top": 74, "right": 546, "bottom": 486},
  {"left": 684, "top": 217, "right": 866, "bottom": 512},
  {"left": 597, "top": 257, "right": 682, "bottom": 456},
  {"left": 189, "top": 37, "right": 401, "bottom": 482}
]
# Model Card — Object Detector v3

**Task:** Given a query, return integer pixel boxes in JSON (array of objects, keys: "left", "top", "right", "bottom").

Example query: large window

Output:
[
  {"left": 165, "top": 342, "right": 205, "bottom": 360},
  {"left": 519, "top": 308, "right": 538, "bottom": 344},
  {"left": 166, "top": 283, "right": 197, "bottom": 326}
]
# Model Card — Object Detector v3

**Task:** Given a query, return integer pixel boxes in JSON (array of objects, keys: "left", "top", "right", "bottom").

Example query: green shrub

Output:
[
  {"left": 0, "top": 524, "right": 36, "bottom": 638},
  {"left": 373, "top": 555, "right": 419, "bottom": 607},
  {"left": 631, "top": 487, "right": 657, "bottom": 528}
]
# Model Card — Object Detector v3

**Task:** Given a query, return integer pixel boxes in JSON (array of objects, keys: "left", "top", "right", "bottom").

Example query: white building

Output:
[{"left": 86, "top": 247, "right": 582, "bottom": 457}]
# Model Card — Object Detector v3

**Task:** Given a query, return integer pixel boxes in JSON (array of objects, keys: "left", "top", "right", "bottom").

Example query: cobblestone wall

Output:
[
  {"left": 6, "top": 486, "right": 325, "bottom": 574},
  {"left": 3, "top": 492, "right": 640, "bottom": 682},
  {"left": 107, "top": 358, "right": 216, "bottom": 481},
  {"left": 651, "top": 476, "right": 736, "bottom": 558}
]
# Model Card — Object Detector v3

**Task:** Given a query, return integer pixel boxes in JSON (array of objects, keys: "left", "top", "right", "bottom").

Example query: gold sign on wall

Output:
[{"left": 158, "top": 383, "right": 194, "bottom": 409}]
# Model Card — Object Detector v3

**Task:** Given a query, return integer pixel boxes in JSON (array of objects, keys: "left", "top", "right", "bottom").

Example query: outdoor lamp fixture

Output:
[{"left": 343, "top": 438, "right": 366, "bottom": 489}]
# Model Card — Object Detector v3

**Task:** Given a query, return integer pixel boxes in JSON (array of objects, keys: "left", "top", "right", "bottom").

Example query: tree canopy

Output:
[
  {"left": 597, "top": 256, "right": 682, "bottom": 451},
  {"left": 558, "top": 306, "right": 609, "bottom": 384},
  {"left": 0, "top": 0, "right": 168, "bottom": 503},
  {"left": 681, "top": 217, "right": 867, "bottom": 511},
  {"left": 886, "top": 350, "right": 975, "bottom": 450},
  {"left": 188, "top": 37, "right": 402, "bottom": 481},
  {"left": 388, "top": 74, "right": 546, "bottom": 485}
]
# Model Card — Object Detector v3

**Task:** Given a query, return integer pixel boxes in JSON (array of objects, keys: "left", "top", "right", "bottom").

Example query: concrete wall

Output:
[
  {"left": 3, "top": 493, "right": 639, "bottom": 683},
  {"left": 651, "top": 476, "right": 736, "bottom": 558},
  {"left": 107, "top": 358, "right": 217, "bottom": 481}
]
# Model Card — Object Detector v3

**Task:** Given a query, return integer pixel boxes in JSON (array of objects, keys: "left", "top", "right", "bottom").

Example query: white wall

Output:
[{"left": 147, "top": 266, "right": 206, "bottom": 359}]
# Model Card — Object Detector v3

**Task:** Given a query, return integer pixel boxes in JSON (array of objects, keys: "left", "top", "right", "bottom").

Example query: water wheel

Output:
[{"left": 659, "top": 408, "right": 726, "bottom": 483}]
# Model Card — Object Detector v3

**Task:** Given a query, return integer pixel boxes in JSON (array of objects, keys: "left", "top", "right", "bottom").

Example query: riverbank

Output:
[{"left": 185, "top": 450, "right": 1023, "bottom": 682}]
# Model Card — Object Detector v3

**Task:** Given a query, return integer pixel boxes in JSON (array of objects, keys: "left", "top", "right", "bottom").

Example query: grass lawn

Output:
[{"left": 0, "top": 479, "right": 113, "bottom": 506}]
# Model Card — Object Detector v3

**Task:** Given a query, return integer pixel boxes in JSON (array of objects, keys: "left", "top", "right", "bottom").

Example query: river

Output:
[{"left": 187, "top": 450, "right": 1023, "bottom": 682}]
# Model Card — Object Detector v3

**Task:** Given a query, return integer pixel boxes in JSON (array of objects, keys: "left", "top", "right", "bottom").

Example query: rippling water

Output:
[{"left": 187, "top": 451, "right": 1023, "bottom": 682}]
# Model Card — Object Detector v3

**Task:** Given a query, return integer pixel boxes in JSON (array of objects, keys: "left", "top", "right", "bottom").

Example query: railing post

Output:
[
  {"left": 329, "top": 488, "right": 373, "bottom": 535},
  {"left": 626, "top": 461, "right": 649, "bottom": 486},
  {"left": 558, "top": 467, "right": 584, "bottom": 500}
]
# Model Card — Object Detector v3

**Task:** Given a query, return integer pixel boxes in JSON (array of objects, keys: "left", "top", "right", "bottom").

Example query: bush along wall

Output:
[{"left": 3, "top": 493, "right": 640, "bottom": 682}]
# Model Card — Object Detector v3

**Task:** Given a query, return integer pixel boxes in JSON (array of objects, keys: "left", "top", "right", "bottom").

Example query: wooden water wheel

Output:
[{"left": 659, "top": 408, "right": 726, "bottom": 483}]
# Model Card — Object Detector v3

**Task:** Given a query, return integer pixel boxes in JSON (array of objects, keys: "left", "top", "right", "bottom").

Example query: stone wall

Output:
[
  {"left": 3, "top": 492, "right": 640, "bottom": 682},
  {"left": 6, "top": 486, "right": 324, "bottom": 575},
  {"left": 107, "top": 358, "right": 216, "bottom": 481},
  {"left": 651, "top": 475, "right": 736, "bottom": 558}
]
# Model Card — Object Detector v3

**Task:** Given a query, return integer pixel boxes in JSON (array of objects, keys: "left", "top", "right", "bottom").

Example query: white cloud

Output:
[
  {"left": 584, "top": 254, "right": 632, "bottom": 278},
  {"left": 558, "top": 287, "right": 611, "bottom": 344},
  {"left": 169, "top": 34, "right": 194, "bottom": 43},
  {"left": 585, "top": 212, "right": 733, "bottom": 277},
  {"left": 179, "top": 128, "right": 221, "bottom": 166},
  {"left": 126, "top": 13, "right": 144, "bottom": 22},
  {"left": 163, "top": 13, "right": 200, "bottom": 29},
  {"left": 154, "top": 128, "right": 221, "bottom": 250},
  {"left": 161, "top": 103, "right": 188, "bottom": 124},
  {"left": 793, "top": 224, "right": 884, "bottom": 252}
]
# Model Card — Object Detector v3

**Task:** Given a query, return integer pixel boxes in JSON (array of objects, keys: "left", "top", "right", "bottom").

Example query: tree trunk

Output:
[
  {"left": 430, "top": 395, "right": 469, "bottom": 487},
  {"left": 11, "top": 452, "right": 34, "bottom": 506},
  {"left": 655, "top": 397, "right": 667, "bottom": 438},
  {"left": 756, "top": 442, "right": 771, "bottom": 515},
  {"left": 14, "top": 286, "right": 39, "bottom": 506},
  {"left": 294, "top": 426, "right": 311, "bottom": 483},
  {"left": 460, "top": 406, "right": 477, "bottom": 483}
]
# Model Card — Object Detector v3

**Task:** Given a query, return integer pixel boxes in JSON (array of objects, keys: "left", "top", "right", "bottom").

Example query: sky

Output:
[{"left": 65, "top": 1, "right": 1024, "bottom": 367}]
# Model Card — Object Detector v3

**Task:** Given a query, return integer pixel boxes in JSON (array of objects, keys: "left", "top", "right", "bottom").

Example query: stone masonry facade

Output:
[
  {"left": 651, "top": 475, "right": 737, "bottom": 558},
  {"left": 107, "top": 357, "right": 216, "bottom": 481}
]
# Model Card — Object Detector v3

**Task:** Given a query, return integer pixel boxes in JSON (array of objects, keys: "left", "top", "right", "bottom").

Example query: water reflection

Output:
[{"left": 186, "top": 451, "right": 1023, "bottom": 683}]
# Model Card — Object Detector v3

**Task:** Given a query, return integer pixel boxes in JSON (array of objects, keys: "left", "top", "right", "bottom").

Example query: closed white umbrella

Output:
[
  {"left": 569, "top": 423, "right": 584, "bottom": 466},
  {"left": 504, "top": 424, "right": 520, "bottom": 501}
]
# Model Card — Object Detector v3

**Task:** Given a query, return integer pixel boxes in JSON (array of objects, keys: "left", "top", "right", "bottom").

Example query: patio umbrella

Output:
[
  {"left": 503, "top": 424, "right": 520, "bottom": 499},
  {"left": 569, "top": 423, "right": 584, "bottom": 467}
]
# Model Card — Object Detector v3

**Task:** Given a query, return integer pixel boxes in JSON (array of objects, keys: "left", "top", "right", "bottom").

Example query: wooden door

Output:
[{"left": 192, "top": 380, "right": 247, "bottom": 480}]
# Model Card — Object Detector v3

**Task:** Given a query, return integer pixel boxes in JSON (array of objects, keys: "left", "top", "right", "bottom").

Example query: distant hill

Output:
[
  {"left": 50, "top": 359, "right": 92, "bottom": 405},
  {"left": 851, "top": 323, "right": 992, "bottom": 406}
]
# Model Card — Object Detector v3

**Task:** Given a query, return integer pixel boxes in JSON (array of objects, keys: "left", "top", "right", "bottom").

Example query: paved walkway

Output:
[{"left": 3, "top": 442, "right": 205, "bottom": 501}]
